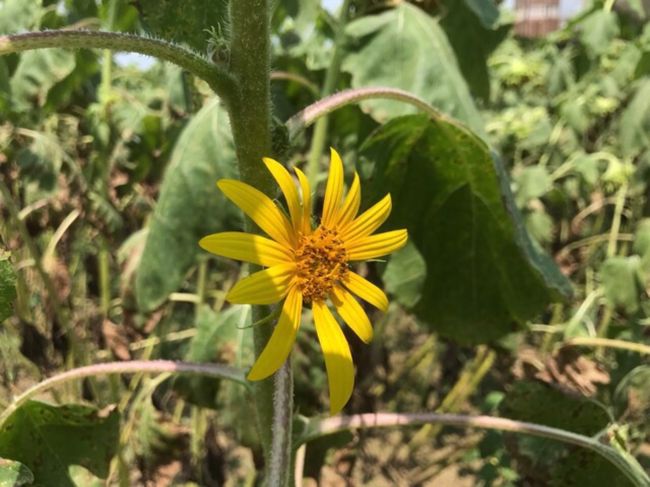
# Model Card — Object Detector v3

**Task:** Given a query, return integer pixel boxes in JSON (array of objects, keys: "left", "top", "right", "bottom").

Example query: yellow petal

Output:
[
  {"left": 226, "top": 263, "right": 296, "bottom": 304},
  {"left": 312, "top": 300, "right": 355, "bottom": 415},
  {"left": 336, "top": 172, "right": 361, "bottom": 227},
  {"left": 294, "top": 166, "right": 312, "bottom": 234},
  {"left": 321, "top": 148, "right": 344, "bottom": 227},
  {"left": 340, "top": 194, "right": 391, "bottom": 243},
  {"left": 199, "top": 232, "right": 293, "bottom": 267},
  {"left": 343, "top": 272, "right": 388, "bottom": 312},
  {"left": 247, "top": 287, "right": 303, "bottom": 381},
  {"left": 346, "top": 229, "right": 408, "bottom": 261},
  {"left": 330, "top": 286, "right": 373, "bottom": 343},
  {"left": 263, "top": 158, "right": 302, "bottom": 231},
  {"left": 217, "top": 179, "right": 295, "bottom": 247}
]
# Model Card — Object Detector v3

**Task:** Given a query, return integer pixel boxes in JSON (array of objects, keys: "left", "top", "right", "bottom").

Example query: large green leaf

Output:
[
  {"left": 361, "top": 115, "right": 571, "bottom": 344},
  {"left": 0, "top": 458, "right": 33, "bottom": 487},
  {"left": 0, "top": 253, "right": 16, "bottom": 324},
  {"left": 9, "top": 49, "right": 76, "bottom": 112},
  {"left": 342, "top": 3, "right": 484, "bottom": 135},
  {"left": 136, "top": 0, "right": 229, "bottom": 53},
  {"left": 136, "top": 99, "right": 239, "bottom": 312},
  {"left": 0, "top": 401, "right": 120, "bottom": 487},
  {"left": 440, "top": 0, "right": 510, "bottom": 101},
  {"left": 500, "top": 381, "right": 632, "bottom": 486}
]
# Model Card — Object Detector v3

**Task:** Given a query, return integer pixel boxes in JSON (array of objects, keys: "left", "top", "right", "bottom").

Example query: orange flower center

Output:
[{"left": 294, "top": 226, "right": 348, "bottom": 303}]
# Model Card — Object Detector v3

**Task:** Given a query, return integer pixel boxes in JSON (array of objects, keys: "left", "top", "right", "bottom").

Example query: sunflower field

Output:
[{"left": 1, "top": 0, "right": 650, "bottom": 485}]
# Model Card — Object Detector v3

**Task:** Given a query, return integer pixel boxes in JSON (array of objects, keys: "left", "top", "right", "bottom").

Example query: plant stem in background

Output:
[
  {"left": 305, "top": 0, "right": 352, "bottom": 186},
  {"left": 410, "top": 346, "right": 495, "bottom": 445}
]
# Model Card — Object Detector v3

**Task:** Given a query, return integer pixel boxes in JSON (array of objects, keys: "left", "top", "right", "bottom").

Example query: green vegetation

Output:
[{"left": 0, "top": 0, "right": 649, "bottom": 485}]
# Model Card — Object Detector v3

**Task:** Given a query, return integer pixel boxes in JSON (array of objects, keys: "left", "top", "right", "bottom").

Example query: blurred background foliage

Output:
[{"left": 0, "top": 0, "right": 649, "bottom": 484}]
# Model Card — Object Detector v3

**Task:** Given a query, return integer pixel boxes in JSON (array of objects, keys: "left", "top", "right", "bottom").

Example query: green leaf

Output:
[
  {"left": 174, "top": 305, "right": 251, "bottom": 408},
  {"left": 0, "top": 0, "right": 40, "bottom": 34},
  {"left": 500, "top": 381, "right": 632, "bottom": 487},
  {"left": 343, "top": 3, "right": 484, "bottom": 135},
  {"left": 0, "top": 401, "right": 120, "bottom": 487},
  {"left": 9, "top": 49, "right": 76, "bottom": 112},
  {"left": 136, "top": 0, "right": 228, "bottom": 53},
  {"left": 619, "top": 79, "right": 650, "bottom": 158},
  {"left": 381, "top": 241, "right": 426, "bottom": 308},
  {"left": 136, "top": 99, "right": 240, "bottom": 312},
  {"left": 577, "top": 10, "right": 619, "bottom": 59},
  {"left": 600, "top": 256, "right": 643, "bottom": 314},
  {"left": 0, "top": 252, "right": 16, "bottom": 324},
  {"left": 440, "top": 0, "right": 510, "bottom": 101},
  {"left": 361, "top": 115, "right": 571, "bottom": 344},
  {"left": 0, "top": 458, "right": 33, "bottom": 487},
  {"left": 513, "top": 166, "right": 552, "bottom": 206}
]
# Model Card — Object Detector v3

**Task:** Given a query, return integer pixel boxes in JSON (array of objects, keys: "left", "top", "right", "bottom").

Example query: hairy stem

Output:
[
  {"left": 0, "top": 360, "right": 248, "bottom": 427},
  {"left": 287, "top": 87, "right": 443, "bottom": 141},
  {"left": 228, "top": 2, "right": 291, "bottom": 484},
  {"left": 0, "top": 30, "right": 237, "bottom": 104},
  {"left": 301, "top": 413, "right": 650, "bottom": 487}
]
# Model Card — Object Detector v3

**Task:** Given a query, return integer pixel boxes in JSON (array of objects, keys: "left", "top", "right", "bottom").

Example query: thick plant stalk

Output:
[{"left": 228, "top": 2, "right": 292, "bottom": 485}]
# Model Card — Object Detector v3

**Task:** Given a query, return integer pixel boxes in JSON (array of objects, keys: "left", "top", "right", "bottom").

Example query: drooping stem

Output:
[
  {"left": 287, "top": 87, "right": 443, "bottom": 141},
  {"left": 228, "top": 2, "right": 292, "bottom": 484},
  {"left": 0, "top": 30, "right": 237, "bottom": 104},
  {"left": 305, "top": 0, "right": 352, "bottom": 186},
  {"left": 300, "top": 413, "right": 650, "bottom": 487},
  {"left": 0, "top": 360, "right": 248, "bottom": 427}
]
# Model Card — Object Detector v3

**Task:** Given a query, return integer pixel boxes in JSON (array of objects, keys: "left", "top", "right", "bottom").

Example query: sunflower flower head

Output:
[{"left": 199, "top": 148, "right": 408, "bottom": 414}]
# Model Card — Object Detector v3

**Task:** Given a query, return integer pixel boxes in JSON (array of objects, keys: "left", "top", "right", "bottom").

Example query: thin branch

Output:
[
  {"left": 286, "top": 87, "right": 444, "bottom": 141},
  {"left": 0, "top": 360, "right": 248, "bottom": 426},
  {"left": 270, "top": 71, "right": 319, "bottom": 97},
  {"left": 0, "top": 30, "right": 238, "bottom": 104},
  {"left": 300, "top": 412, "right": 650, "bottom": 487},
  {"left": 567, "top": 337, "right": 650, "bottom": 356}
]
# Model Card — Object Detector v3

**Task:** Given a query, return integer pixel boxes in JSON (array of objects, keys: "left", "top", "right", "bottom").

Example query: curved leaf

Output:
[
  {"left": 362, "top": 114, "right": 571, "bottom": 344},
  {"left": 135, "top": 99, "right": 240, "bottom": 312}
]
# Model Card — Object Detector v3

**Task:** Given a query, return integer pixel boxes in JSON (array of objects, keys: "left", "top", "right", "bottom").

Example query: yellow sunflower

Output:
[{"left": 199, "top": 148, "right": 408, "bottom": 414}]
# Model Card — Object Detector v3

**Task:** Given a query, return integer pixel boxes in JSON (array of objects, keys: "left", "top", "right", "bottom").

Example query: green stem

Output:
[
  {"left": 305, "top": 0, "right": 352, "bottom": 186},
  {"left": 300, "top": 412, "right": 650, "bottom": 487},
  {"left": 98, "top": 242, "right": 111, "bottom": 317},
  {"left": 0, "top": 30, "right": 237, "bottom": 105},
  {"left": 287, "top": 86, "right": 443, "bottom": 141},
  {"left": 567, "top": 336, "right": 650, "bottom": 355},
  {"left": 607, "top": 182, "right": 628, "bottom": 257},
  {"left": 228, "top": 2, "right": 290, "bottom": 484}
]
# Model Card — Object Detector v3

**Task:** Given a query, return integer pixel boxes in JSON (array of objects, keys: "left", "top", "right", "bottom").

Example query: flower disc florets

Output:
[{"left": 295, "top": 227, "right": 348, "bottom": 303}]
